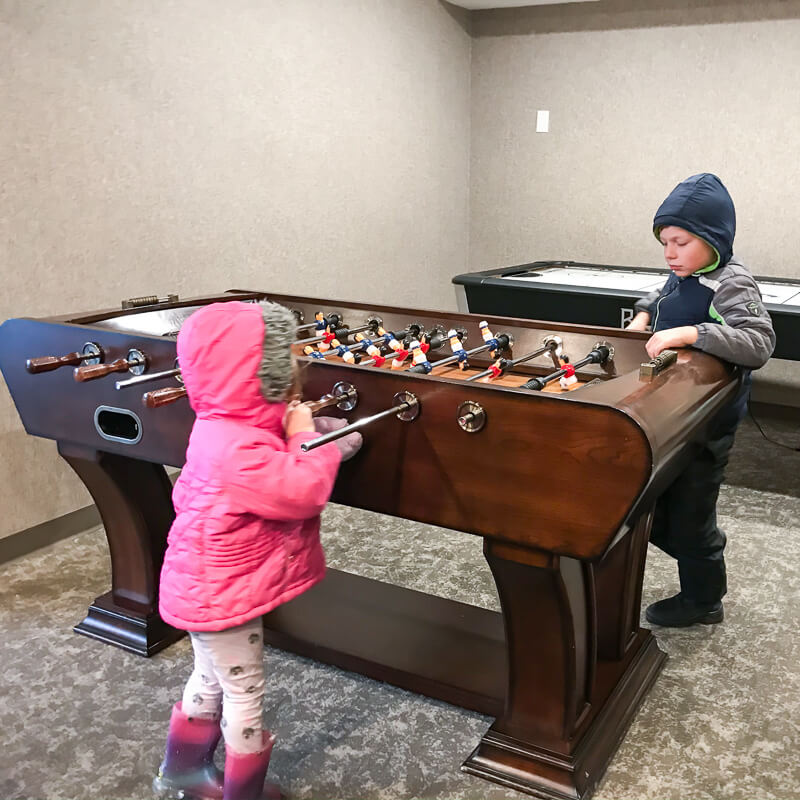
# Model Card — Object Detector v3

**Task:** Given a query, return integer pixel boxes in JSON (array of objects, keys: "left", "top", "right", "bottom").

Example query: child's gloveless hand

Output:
[
  {"left": 284, "top": 400, "right": 315, "bottom": 438},
  {"left": 645, "top": 325, "right": 699, "bottom": 358}
]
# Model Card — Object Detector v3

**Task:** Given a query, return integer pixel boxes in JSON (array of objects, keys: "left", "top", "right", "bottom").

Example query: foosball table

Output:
[{"left": 0, "top": 290, "right": 740, "bottom": 800}]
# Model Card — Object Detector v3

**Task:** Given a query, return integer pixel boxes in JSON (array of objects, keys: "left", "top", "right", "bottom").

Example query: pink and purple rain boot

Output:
[
  {"left": 223, "top": 731, "right": 281, "bottom": 800},
  {"left": 153, "top": 702, "right": 225, "bottom": 800}
]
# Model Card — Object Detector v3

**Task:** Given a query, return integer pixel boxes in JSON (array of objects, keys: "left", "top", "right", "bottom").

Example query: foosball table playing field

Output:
[{"left": 0, "top": 290, "right": 741, "bottom": 800}]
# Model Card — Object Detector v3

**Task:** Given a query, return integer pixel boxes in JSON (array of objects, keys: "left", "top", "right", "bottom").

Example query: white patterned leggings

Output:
[{"left": 181, "top": 618, "right": 266, "bottom": 754}]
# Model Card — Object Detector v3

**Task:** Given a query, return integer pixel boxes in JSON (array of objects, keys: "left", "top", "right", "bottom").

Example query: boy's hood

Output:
[
  {"left": 177, "top": 301, "right": 290, "bottom": 432},
  {"left": 653, "top": 173, "right": 736, "bottom": 266}
]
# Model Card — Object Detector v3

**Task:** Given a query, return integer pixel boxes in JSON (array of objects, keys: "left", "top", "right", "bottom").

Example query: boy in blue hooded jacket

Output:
[{"left": 627, "top": 173, "right": 775, "bottom": 627}]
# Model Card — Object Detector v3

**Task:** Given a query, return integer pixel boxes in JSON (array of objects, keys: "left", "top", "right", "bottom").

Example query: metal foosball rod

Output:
[
  {"left": 302, "top": 327, "right": 409, "bottom": 365},
  {"left": 116, "top": 367, "right": 182, "bottom": 389},
  {"left": 312, "top": 332, "right": 388, "bottom": 363},
  {"left": 300, "top": 391, "right": 419, "bottom": 452},
  {"left": 399, "top": 327, "right": 452, "bottom": 373},
  {"left": 143, "top": 382, "right": 357, "bottom": 412},
  {"left": 355, "top": 326, "right": 418, "bottom": 367},
  {"left": 294, "top": 316, "right": 382, "bottom": 347},
  {"left": 416, "top": 333, "right": 511, "bottom": 374},
  {"left": 26, "top": 342, "right": 103, "bottom": 373},
  {"left": 302, "top": 382, "right": 358, "bottom": 414},
  {"left": 465, "top": 336, "right": 559, "bottom": 382},
  {"left": 348, "top": 323, "right": 430, "bottom": 365},
  {"left": 74, "top": 348, "right": 147, "bottom": 382},
  {"left": 521, "top": 342, "right": 613, "bottom": 391},
  {"left": 295, "top": 312, "right": 343, "bottom": 334}
]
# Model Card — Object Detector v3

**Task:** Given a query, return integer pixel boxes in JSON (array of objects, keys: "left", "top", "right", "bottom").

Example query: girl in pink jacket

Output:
[{"left": 153, "top": 300, "right": 359, "bottom": 800}]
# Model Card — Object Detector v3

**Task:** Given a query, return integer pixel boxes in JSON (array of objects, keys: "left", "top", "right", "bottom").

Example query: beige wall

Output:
[
  {"left": 0, "top": 0, "right": 472, "bottom": 538},
  {"left": 3, "top": 0, "right": 799, "bottom": 539},
  {"left": 470, "top": 0, "right": 800, "bottom": 275}
]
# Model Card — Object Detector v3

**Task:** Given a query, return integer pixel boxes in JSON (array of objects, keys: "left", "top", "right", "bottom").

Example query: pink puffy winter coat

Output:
[{"left": 158, "top": 301, "right": 342, "bottom": 632}]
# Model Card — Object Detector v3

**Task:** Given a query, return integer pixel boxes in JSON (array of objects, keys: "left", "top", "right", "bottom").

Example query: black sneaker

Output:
[{"left": 645, "top": 592, "right": 724, "bottom": 627}]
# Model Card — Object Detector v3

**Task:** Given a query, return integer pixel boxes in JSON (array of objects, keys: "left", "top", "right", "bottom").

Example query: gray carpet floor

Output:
[{"left": 1, "top": 412, "right": 798, "bottom": 800}]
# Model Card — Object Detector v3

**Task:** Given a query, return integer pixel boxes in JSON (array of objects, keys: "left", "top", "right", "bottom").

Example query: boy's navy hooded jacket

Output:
[{"left": 634, "top": 173, "right": 775, "bottom": 429}]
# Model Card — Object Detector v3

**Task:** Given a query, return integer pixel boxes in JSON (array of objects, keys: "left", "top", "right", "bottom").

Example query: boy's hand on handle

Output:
[
  {"left": 284, "top": 400, "right": 315, "bottom": 438},
  {"left": 645, "top": 326, "right": 699, "bottom": 359},
  {"left": 313, "top": 415, "right": 363, "bottom": 461}
]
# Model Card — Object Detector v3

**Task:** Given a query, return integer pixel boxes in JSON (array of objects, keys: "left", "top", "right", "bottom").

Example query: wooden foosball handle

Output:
[
  {"left": 143, "top": 386, "right": 188, "bottom": 408},
  {"left": 27, "top": 352, "right": 85, "bottom": 373},
  {"left": 74, "top": 359, "right": 131, "bottom": 382}
]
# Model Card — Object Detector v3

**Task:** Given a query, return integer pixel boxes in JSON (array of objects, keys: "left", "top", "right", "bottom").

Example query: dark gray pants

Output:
[{"left": 649, "top": 427, "right": 737, "bottom": 604}]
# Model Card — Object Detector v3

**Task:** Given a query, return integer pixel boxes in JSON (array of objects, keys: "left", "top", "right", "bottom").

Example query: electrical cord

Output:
[{"left": 747, "top": 400, "right": 800, "bottom": 452}]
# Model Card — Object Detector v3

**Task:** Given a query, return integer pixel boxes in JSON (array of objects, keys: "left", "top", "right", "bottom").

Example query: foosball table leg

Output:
[
  {"left": 462, "top": 531, "right": 665, "bottom": 800},
  {"left": 57, "top": 443, "right": 184, "bottom": 656}
]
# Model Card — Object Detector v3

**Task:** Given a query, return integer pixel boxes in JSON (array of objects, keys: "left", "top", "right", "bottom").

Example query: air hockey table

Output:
[{"left": 453, "top": 261, "right": 800, "bottom": 361}]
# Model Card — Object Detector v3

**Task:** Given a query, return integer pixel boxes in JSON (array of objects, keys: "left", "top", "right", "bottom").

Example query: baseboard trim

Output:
[
  {"left": 0, "top": 504, "right": 100, "bottom": 565},
  {"left": 749, "top": 400, "right": 800, "bottom": 423}
]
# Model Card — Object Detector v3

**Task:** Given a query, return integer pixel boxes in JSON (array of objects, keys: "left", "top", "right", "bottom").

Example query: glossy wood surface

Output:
[
  {"left": 0, "top": 291, "right": 737, "bottom": 558},
  {"left": 0, "top": 291, "right": 740, "bottom": 799}
]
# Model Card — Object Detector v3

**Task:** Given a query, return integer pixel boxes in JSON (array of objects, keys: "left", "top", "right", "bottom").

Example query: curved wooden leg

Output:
[
  {"left": 58, "top": 443, "right": 184, "bottom": 656},
  {"left": 463, "top": 531, "right": 665, "bottom": 800}
]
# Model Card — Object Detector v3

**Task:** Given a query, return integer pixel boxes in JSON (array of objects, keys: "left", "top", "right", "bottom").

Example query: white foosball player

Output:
[{"left": 559, "top": 363, "right": 578, "bottom": 389}]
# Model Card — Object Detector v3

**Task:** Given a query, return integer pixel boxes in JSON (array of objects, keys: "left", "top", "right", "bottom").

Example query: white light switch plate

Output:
[{"left": 536, "top": 109, "right": 549, "bottom": 133}]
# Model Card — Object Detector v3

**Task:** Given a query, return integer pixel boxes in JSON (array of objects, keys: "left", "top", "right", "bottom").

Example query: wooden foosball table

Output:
[{"left": 0, "top": 290, "right": 740, "bottom": 800}]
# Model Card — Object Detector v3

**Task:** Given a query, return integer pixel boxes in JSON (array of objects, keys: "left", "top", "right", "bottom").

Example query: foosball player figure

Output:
[
  {"left": 355, "top": 333, "right": 382, "bottom": 360},
  {"left": 486, "top": 357, "right": 507, "bottom": 381},
  {"left": 314, "top": 310, "right": 326, "bottom": 334},
  {"left": 318, "top": 329, "right": 336, "bottom": 353},
  {"left": 391, "top": 346, "right": 410, "bottom": 370},
  {"left": 417, "top": 330, "right": 435, "bottom": 354},
  {"left": 559, "top": 363, "right": 578, "bottom": 390},
  {"left": 332, "top": 342, "right": 358, "bottom": 365},
  {"left": 377, "top": 326, "right": 404, "bottom": 353},
  {"left": 303, "top": 344, "right": 325, "bottom": 360},
  {"left": 448, "top": 329, "right": 469, "bottom": 370},
  {"left": 409, "top": 340, "right": 432, "bottom": 374},
  {"left": 357, "top": 335, "right": 383, "bottom": 360},
  {"left": 479, "top": 320, "right": 500, "bottom": 358}
]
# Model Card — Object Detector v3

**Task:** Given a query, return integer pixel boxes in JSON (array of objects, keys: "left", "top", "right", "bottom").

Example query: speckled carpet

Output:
[{"left": 1, "top": 412, "right": 798, "bottom": 800}]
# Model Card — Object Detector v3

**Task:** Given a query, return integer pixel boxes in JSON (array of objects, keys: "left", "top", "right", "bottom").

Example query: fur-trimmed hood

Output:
[{"left": 177, "top": 300, "right": 296, "bottom": 433}]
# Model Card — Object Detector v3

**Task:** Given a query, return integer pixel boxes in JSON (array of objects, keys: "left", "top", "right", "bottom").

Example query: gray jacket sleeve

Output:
[
  {"left": 693, "top": 267, "right": 776, "bottom": 368},
  {"left": 634, "top": 288, "right": 661, "bottom": 317}
]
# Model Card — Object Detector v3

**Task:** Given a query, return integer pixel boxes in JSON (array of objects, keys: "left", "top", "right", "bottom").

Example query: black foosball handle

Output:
[{"left": 522, "top": 344, "right": 611, "bottom": 391}]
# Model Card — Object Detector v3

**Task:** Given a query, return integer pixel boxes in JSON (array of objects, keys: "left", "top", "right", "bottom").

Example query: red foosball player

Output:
[
  {"left": 409, "top": 340, "right": 432, "bottom": 373},
  {"left": 479, "top": 320, "right": 500, "bottom": 358},
  {"left": 559, "top": 363, "right": 578, "bottom": 389},
  {"left": 391, "top": 346, "right": 410, "bottom": 370},
  {"left": 448, "top": 329, "right": 468, "bottom": 370},
  {"left": 486, "top": 358, "right": 506, "bottom": 380},
  {"left": 318, "top": 329, "right": 336, "bottom": 353}
]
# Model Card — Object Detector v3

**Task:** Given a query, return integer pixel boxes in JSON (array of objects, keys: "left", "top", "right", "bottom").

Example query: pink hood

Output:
[
  {"left": 177, "top": 301, "right": 288, "bottom": 433},
  {"left": 159, "top": 301, "right": 341, "bottom": 632}
]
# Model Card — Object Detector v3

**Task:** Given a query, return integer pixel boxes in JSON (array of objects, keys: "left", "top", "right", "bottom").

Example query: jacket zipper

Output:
[
  {"left": 652, "top": 278, "right": 679, "bottom": 331},
  {"left": 653, "top": 293, "right": 665, "bottom": 331}
]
